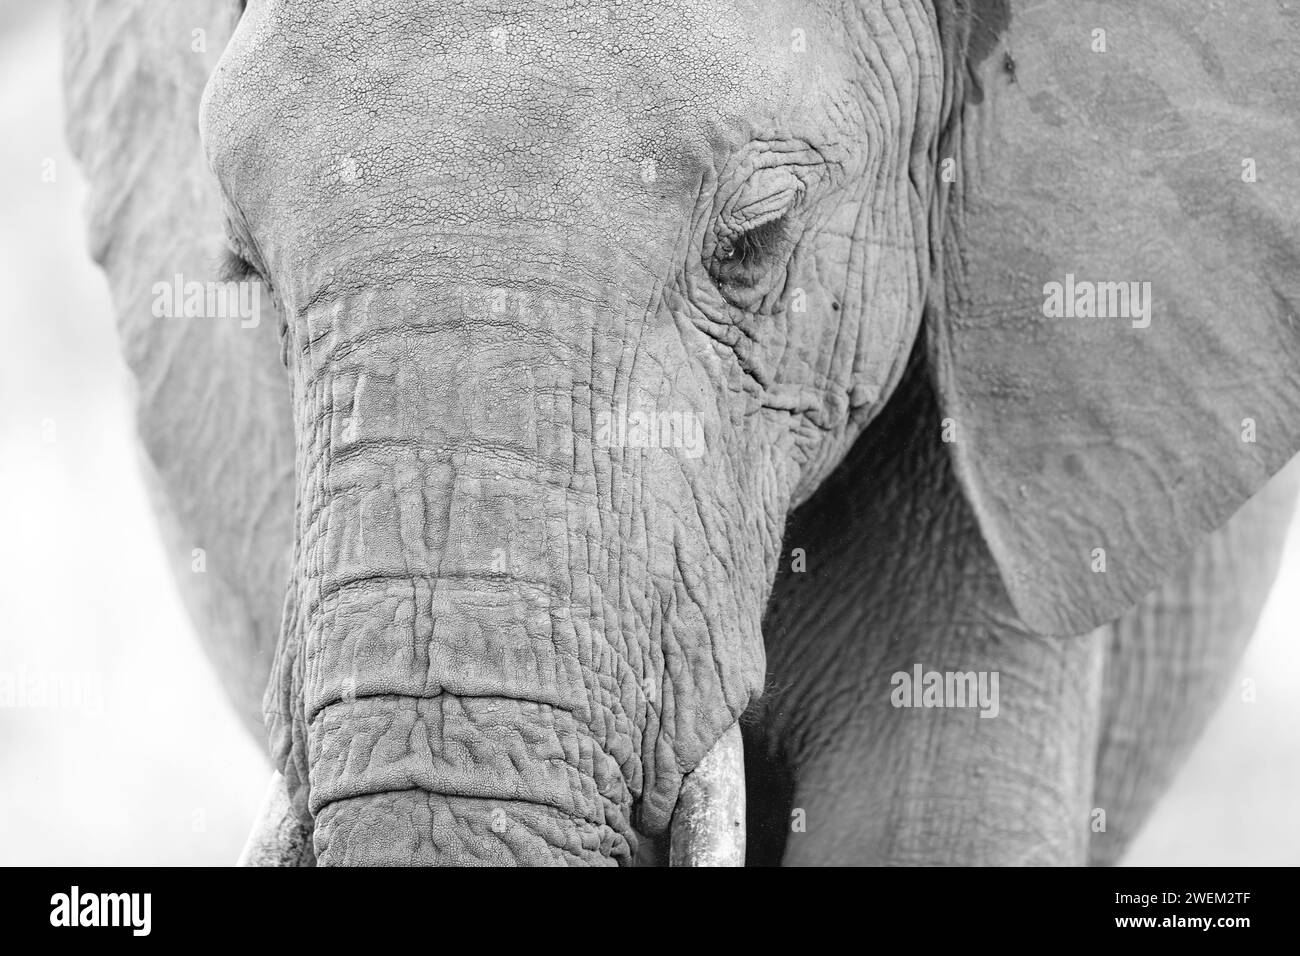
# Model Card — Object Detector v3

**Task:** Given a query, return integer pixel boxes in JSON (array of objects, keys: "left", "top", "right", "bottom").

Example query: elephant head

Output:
[{"left": 65, "top": 0, "right": 1300, "bottom": 865}]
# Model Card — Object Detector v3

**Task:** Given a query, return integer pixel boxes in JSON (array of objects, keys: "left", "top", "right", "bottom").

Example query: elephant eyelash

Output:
[
  {"left": 219, "top": 247, "right": 262, "bottom": 283},
  {"left": 715, "top": 215, "right": 788, "bottom": 267},
  {"left": 710, "top": 214, "right": 792, "bottom": 294}
]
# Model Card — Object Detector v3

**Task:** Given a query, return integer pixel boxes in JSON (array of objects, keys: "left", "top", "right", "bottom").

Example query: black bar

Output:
[{"left": 0, "top": 866, "right": 1284, "bottom": 942}]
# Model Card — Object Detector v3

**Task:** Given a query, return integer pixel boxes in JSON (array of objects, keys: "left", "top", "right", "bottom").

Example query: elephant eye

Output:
[
  {"left": 706, "top": 163, "right": 807, "bottom": 312},
  {"left": 712, "top": 215, "right": 787, "bottom": 270},
  {"left": 707, "top": 209, "right": 798, "bottom": 311},
  {"left": 219, "top": 247, "right": 262, "bottom": 283}
]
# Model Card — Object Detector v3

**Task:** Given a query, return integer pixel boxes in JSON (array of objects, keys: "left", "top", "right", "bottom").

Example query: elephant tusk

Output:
[
  {"left": 236, "top": 771, "right": 315, "bottom": 867},
  {"left": 668, "top": 722, "right": 746, "bottom": 867}
]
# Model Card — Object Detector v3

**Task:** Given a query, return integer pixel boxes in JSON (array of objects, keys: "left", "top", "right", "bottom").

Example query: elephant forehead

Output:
[
  {"left": 201, "top": 0, "right": 936, "bottom": 280},
  {"left": 200, "top": 0, "right": 829, "bottom": 275},
  {"left": 209, "top": 0, "right": 802, "bottom": 158}
]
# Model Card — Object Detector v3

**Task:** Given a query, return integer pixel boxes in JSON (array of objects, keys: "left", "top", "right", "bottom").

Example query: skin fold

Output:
[{"left": 63, "top": 0, "right": 1300, "bottom": 865}]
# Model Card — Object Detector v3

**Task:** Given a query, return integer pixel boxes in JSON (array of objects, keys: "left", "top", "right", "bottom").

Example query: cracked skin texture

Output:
[{"left": 64, "top": 0, "right": 1300, "bottom": 865}]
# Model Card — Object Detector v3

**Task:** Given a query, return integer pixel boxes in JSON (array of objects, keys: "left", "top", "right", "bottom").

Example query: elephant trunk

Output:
[
  {"left": 302, "top": 561, "right": 635, "bottom": 865},
  {"left": 263, "top": 278, "right": 652, "bottom": 864}
]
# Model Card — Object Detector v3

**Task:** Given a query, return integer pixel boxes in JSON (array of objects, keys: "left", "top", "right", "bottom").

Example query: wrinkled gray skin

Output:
[{"left": 65, "top": 0, "right": 1300, "bottom": 865}]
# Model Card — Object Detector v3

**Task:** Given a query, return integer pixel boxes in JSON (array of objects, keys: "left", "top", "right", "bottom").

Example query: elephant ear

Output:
[
  {"left": 931, "top": 0, "right": 1300, "bottom": 636},
  {"left": 63, "top": 0, "right": 295, "bottom": 734}
]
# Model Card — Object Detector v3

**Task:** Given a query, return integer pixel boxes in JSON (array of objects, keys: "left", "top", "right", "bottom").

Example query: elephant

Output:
[{"left": 62, "top": 0, "right": 1300, "bottom": 866}]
